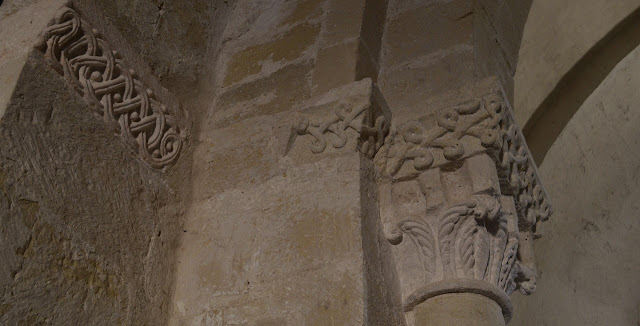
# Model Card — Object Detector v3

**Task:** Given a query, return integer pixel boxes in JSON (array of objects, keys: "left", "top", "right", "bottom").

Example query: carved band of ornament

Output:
[
  {"left": 375, "top": 93, "right": 550, "bottom": 236},
  {"left": 38, "top": 6, "right": 185, "bottom": 170},
  {"left": 292, "top": 101, "right": 390, "bottom": 158}
]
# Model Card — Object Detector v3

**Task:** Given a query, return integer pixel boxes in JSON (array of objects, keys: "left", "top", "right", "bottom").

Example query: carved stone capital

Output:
[
  {"left": 37, "top": 5, "right": 186, "bottom": 170},
  {"left": 376, "top": 91, "right": 551, "bottom": 322},
  {"left": 288, "top": 81, "right": 550, "bottom": 322}
]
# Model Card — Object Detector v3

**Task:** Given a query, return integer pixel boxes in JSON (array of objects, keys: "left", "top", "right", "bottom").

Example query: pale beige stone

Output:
[
  {"left": 515, "top": 0, "right": 640, "bottom": 126},
  {"left": 10, "top": 0, "right": 640, "bottom": 325},
  {"left": 0, "top": 0, "right": 67, "bottom": 119},
  {"left": 312, "top": 41, "right": 360, "bottom": 95},
  {"left": 411, "top": 293, "right": 505, "bottom": 326},
  {"left": 512, "top": 40, "right": 640, "bottom": 326}
]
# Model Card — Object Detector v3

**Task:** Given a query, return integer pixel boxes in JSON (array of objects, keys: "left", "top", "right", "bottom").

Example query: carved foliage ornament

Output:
[
  {"left": 39, "top": 6, "right": 185, "bottom": 169},
  {"left": 387, "top": 195, "right": 519, "bottom": 294},
  {"left": 375, "top": 94, "right": 550, "bottom": 236}
]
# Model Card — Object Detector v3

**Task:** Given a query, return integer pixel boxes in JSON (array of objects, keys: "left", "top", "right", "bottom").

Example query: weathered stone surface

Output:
[
  {"left": 0, "top": 50, "right": 179, "bottom": 326},
  {"left": 323, "top": 0, "right": 366, "bottom": 46},
  {"left": 312, "top": 41, "right": 360, "bottom": 95},
  {"left": 383, "top": 1, "right": 472, "bottom": 67},
  {"left": 512, "top": 40, "right": 640, "bottom": 326},
  {"left": 170, "top": 147, "right": 367, "bottom": 325},
  {"left": 379, "top": 48, "right": 475, "bottom": 115},
  {"left": 213, "top": 62, "right": 313, "bottom": 129},
  {"left": 224, "top": 23, "right": 320, "bottom": 86},
  {"left": 0, "top": 0, "right": 67, "bottom": 117},
  {"left": 280, "top": 0, "right": 325, "bottom": 27},
  {"left": 80, "top": 0, "right": 235, "bottom": 102}
]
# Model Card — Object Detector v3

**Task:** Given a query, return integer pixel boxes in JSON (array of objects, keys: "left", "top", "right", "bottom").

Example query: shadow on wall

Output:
[{"left": 523, "top": 6, "right": 640, "bottom": 164}]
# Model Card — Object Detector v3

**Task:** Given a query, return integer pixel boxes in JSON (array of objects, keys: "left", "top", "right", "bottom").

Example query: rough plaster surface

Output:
[
  {"left": 0, "top": 0, "right": 67, "bottom": 118},
  {"left": 511, "top": 43, "right": 640, "bottom": 326},
  {"left": 515, "top": 0, "right": 640, "bottom": 127},
  {"left": 0, "top": 52, "right": 180, "bottom": 325}
]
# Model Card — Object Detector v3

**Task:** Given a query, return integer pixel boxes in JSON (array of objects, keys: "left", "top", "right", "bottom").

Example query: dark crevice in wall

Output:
[
  {"left": 523, "top": 6, "right": 640, "bottom": 164},
  {"left": 356, "top": 0, "right": 389, "bottom": 82},
  {"left": 474, "top": 0, "right": 533, "bottom": 104}
]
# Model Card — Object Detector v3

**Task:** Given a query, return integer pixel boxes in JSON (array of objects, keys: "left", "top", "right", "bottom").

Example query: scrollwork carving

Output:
[
  {"left": 39, "top": 6, "right": 185, "bottom": 170},
  {"left": 376, "top": 91, "right": 551, "bottom": 316},
  {"left": 292, "top": 101, "right": 389, "bottom": 158},
  {"left": 375, "top": 93, "right": 550, "bottom": 236},
  {"left": 376, "top": 95, "right": 502, "bottom": 177}
]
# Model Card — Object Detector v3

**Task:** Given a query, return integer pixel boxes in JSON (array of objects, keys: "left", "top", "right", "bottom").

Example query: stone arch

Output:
[
  {"left": 512, "top": 1, "right": 640, "bottom": 325},
  {"left": 515, "top": 2, "right": 640, "bottom": 163}
]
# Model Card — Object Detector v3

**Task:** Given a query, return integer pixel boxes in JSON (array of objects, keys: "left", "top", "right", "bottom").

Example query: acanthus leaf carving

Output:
[
  {"left": 374, "top": 91, "right": 550, "bottom": 319},
  {"left": 397, "top": 221, "right": 437, "bottom": 282},
  {"left": 38, "top": 6, "right": 186, "bottom": 170},
  {"left": 390, "top": 195, "right": 519, "bottom": 292}
]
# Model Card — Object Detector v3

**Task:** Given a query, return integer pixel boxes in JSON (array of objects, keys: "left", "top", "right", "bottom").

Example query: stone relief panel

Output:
[{"left": 37, "top": 5, "right": 186, "bottom": 170}]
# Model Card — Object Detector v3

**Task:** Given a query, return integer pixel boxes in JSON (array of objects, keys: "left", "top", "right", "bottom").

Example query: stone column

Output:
[
  {"left": 374, "top": 89, "right": 550, "bottom": 325},
  {"left": 413, "top": 293, "right": 505, "bottom": 326}
]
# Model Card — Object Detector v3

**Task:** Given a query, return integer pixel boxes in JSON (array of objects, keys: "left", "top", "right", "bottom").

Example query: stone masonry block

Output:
[
  {"left": 223, "top": 23, "right": 320, "bottom": 86},
  {"left": 384, "top": 1, "right": 472, "bottom": 67},
  {"left": 213, "top": 62, "right": 313, "bottom": 129},
  {"left": 466, "top": 153, "right": 501, "bottom": 196}
]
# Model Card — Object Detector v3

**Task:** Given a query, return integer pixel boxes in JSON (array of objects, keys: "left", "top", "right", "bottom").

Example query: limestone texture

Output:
[
  {"left": 2, "top": 0, "right": 639, "bottom": 325},
  {"left": 511, "top": 41, "right": 640, "bottom": 326}
]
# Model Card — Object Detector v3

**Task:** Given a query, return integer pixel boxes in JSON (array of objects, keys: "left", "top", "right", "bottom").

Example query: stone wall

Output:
[
  {"left": 511, "top": 41, "right": 640, "bottom": 326},
  {"left": 0, "top": 0, "right": 232, "bottom": 324},
  {"left": 0, "top": 43, "right": 179, "bottom": 326},
  {"left": 168, "top": 0, "right": 405, "bottom": 324},
  {"left": 377, "top": 0, "right": 531, "bottom": 124}
]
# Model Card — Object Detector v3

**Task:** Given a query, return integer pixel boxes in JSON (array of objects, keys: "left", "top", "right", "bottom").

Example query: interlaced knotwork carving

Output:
[{"left": 39, "top": 6, "right": 185, "bottom": 169}]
